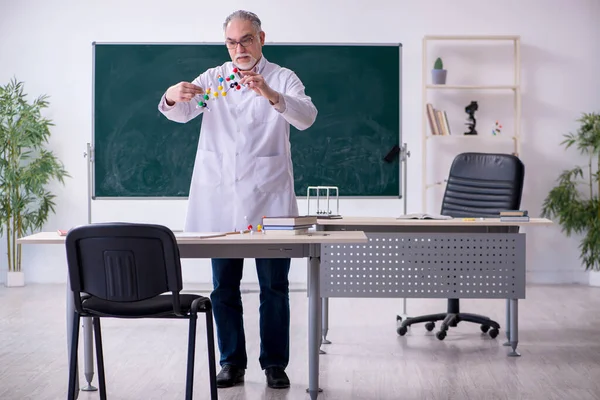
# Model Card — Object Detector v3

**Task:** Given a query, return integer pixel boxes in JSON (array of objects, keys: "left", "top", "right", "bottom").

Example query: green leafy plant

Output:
[
  {"left": 433, "top": 57, "right": 444, "bottom": 70},
  {"left": 0, "top": 78, "right": 69, "bottom": 272},
  {"left": 542, "top": 112, "right": 600, "bottom": 271}
]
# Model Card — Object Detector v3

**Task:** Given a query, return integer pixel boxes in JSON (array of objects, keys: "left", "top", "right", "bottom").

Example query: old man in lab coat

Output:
[{"left": 158, "top": 10, "right": 317, "bottom": 390}]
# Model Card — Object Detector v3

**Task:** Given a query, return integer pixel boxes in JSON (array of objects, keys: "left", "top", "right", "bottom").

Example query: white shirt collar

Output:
[{"left": 253, "top": 55, "right": 267, "bottom": 73}]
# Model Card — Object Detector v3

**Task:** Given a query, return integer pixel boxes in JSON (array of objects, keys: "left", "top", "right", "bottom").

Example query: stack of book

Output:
[
  {"left": 261, "top": 215, "right": 317, "bottom": 235},
  {"left": 426, "top": 103, "right": 451, "bottom": 135},
  {"left": 499, "top": 210, "right": 529, "bottom": 222}
]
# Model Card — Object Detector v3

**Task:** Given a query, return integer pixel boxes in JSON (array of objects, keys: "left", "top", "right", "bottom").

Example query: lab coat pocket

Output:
[
  {"left": 254, "top": 154, "right": 290, "bottom": 193},
  {"left": 195, "top": 149, "right": 222, "bottom": 186},
  {"left": 251, "top": 96, "right": 278, "bottom": 123}
]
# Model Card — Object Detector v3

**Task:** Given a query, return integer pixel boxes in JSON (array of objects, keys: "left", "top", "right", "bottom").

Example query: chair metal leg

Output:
[
  {"left": 81, "top": 317, "right": 97, "bottom": 392},
  {"left": 440, "top": 313, "right": 458, "bottom": 330},
  {"left": 458, "top": 313, "right": 500, "bottom": 329},
  {"left": 401, "top": 313, "right": 448, "bottom": 328},
  {"left": 92, "top": 317, "right": 107, "bottom": 400},
  {"left": 68, "top": 312, "right": 81, "bottom": 400},
  {"left": 186, "top": 314, "right": 198, "bottom": 400},
  {"left": 205, "top": 309, "right": 218, "bottom": 400}
]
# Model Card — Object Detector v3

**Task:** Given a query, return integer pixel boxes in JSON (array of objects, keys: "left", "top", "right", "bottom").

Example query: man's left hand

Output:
[{"left": 239, "top": 71, "right": 280, "bottom": 104}]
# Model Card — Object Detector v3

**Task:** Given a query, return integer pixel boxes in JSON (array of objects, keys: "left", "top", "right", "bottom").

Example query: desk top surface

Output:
[
  {"left": 317, "top": 216, "right": 553, "bottom": 226},
  {"left": 17, "top": 230, "right": 368, "bottom": 245}
]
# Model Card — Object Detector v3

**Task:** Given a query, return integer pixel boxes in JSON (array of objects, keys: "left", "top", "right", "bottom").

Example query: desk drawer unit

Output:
[{"left": 320, "top": 232, "right": 526, "bottom": 299}]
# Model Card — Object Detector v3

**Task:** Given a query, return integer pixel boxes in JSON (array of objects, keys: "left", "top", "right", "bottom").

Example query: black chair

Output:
[
  {"left": 65, "top": 223, "right": 217, "bottom": 399},
  {"left": 398, "top": 152, "right": 525, "bottom": 340}
]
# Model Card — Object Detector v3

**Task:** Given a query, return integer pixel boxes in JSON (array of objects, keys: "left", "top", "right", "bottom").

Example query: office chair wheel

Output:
[
  {"left": 480, "top": 325, "right": 490, "bottom": 333},
  {"left": 397, "top": 326, "right": 408, "bottom": 336},
  {"left": 488, "top": 328, "right": 499, "bottom": 339},
  {"left": 425, "top": 322, "right": 435, "bottom": 332},
  {"left": 435, "top": 331, "right": 446, "bottom": 340}
]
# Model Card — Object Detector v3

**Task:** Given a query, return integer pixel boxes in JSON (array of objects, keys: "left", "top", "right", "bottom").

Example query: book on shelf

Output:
[
  {"left": 426, "top": 103, "right": 440, "bottom": 135},
  {"left": 426, "top": 103, "right": 451, "bottom": 135},
  {"left": 443, "top": 110, "right": 451, "bottom": 135},
  {"left": 396, "top": 213, "right": 453, "bottom": 220}
]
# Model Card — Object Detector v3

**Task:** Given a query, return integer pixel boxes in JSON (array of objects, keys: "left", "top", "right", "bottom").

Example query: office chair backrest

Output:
[
  {"left": 440, "top": 152, "right": 524, "bottom": 218},
  {"left": 65, "top": 223, "right": 183, "bottom": 313}
]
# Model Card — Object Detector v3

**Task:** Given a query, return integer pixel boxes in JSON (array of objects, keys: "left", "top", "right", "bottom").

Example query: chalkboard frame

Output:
[{"left": 91, "top": 41, "right": 403, "bottom": 199}]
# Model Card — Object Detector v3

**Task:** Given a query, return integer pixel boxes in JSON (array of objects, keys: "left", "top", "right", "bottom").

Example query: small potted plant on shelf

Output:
[
  {"left": 541, "top": 112, "right": 600, "bottom": 278},
  {"left": 432, "top": 57, "right": 447, "bottom": 85},
  {"left": 0, "top": 78, "right": 69, "bottom": 287}
]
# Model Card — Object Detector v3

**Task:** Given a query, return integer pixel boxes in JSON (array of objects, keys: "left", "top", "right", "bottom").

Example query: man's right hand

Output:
[{"left": 165, "top": 82, "right": 205, "bottom": 106}]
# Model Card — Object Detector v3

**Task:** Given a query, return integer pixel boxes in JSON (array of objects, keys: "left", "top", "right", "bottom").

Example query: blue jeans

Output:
[{"left": 210, "top": 258, "right": 290, "bottom": 370}]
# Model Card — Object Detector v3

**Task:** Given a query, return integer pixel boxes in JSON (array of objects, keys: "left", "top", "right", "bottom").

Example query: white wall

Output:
[{"left": 0, "top": 0, "right": 598, "bottom": 285}]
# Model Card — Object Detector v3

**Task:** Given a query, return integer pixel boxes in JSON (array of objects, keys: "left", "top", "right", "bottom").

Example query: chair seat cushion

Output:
[{"left": 81, "top": 293, "right": 210, "bottom": 317}]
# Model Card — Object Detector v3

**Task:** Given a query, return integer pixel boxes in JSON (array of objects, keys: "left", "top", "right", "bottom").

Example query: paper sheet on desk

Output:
[
  {"left": 396, "top": 213, "right": 453, "bottom": 220},
  {"left": 173, "top": 232, "right": 227, "bottom": 239}
]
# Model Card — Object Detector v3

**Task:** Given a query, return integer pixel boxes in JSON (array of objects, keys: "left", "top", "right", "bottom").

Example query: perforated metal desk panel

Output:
[{"left": 317, "top": 217, "right": 552, "bottom": 299}]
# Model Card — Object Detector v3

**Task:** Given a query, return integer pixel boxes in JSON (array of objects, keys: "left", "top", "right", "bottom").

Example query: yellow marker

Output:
[
  {"left": 206, "top": 88, "right": 211, "bottom": 93},
  {"left": 462, "top": 218, "right": 476, "bottom": 221},
  {"left": 213, "top": 92, "right": 219, "bottom": 97},
  {"left": 218, "top": 85, "right": 223, "bottom": 91},
  {"left": 221, "top": 91, "right": 227, "bottom": 96}
]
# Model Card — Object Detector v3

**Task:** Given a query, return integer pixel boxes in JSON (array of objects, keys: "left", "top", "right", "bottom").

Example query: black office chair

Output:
[
  {"left": 398, "top": 152, "right": 525, "bottom": 340},
  {"left": 65, "top": 223, "right": 218, "bottom": 399}
]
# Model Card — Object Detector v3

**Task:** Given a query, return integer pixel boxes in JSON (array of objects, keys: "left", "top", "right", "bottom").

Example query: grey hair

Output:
[{"left": 223, "top": 10, "right": 262, "bottom": 33}]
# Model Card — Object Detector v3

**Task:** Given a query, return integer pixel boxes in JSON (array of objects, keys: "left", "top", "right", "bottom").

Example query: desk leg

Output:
[
  {"left": 321, "top": 298, "right": 331, "bottom": 345},
  {"left": 66, "top": 279, "right": 80, "bottom": 399},
  {"left": 508, "top": 299, "right": 520, "bottom": 357},
  {"left": 503, "top": 299, "right": 511, "bottom": 346},
  {"left": 81, "top": 317, "right": 97, "bottom": 391},
  {"left": 307, "top": 246, "right": 322, "bottom": 399}
]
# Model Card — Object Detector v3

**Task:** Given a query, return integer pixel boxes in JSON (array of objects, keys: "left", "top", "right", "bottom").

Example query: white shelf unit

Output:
[{"left": 421, "top": 34, "right": 521, "bottom": 212}]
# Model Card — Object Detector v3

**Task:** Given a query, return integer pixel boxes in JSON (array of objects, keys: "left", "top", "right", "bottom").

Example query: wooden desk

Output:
[
  {"left": 18, "top": 230, "right": 368, "bottom": 400},
  {"left": 317, "top": 216, "right": 553, "bottom": 228},
  {"left": 316, "top": 217, "right": 553, "bottom": 357}
]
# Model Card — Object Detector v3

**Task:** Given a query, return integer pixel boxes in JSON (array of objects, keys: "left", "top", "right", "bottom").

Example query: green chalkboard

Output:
[{"left": 93, "top": 43, "right": 401, "bottom": 197}]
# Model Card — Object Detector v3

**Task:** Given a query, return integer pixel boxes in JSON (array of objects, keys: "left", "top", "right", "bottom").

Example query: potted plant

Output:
[
  {"left": 541, "top": 112, "right": 600, "bottom": 280},
  {"left": 432, "top": 57, "right": 447, "bottom": 85},
  {"left": 0, "top": 78, "right": 69, "bottom": 287}
]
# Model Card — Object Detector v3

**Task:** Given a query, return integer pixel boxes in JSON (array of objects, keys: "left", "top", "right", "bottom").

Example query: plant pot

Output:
[
  {"left": 589, "top": 270, "right": 600, "bottom": 287},
  {"left": 5, "top": 271, "right": 24, "bottom": 287},
  {"left": 432, "top": 69, "right": 447, "bottom": 85}
]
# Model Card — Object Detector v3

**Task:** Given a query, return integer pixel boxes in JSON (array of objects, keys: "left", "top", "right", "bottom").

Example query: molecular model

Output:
[{"left": 196, "top": 67, "right": 244, "bottom": 111}]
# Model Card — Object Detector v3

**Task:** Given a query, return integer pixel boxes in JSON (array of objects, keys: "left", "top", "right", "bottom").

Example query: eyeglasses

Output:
[{"left": 225, "top": 36, "right": 254, "bottom": 49}]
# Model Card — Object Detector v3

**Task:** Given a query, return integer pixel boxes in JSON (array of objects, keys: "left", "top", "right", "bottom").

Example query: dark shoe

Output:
[
  {"left": 265, "top": 366, "right": 290, "bottom": 389},
  {"left": 216, "top": 364, "right": 245, "bottom": 388}
]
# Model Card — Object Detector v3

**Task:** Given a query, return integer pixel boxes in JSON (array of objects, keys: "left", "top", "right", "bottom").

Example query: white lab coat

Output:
[{"left": 158, "top": 56, "right": 317, "bottom": 232}]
